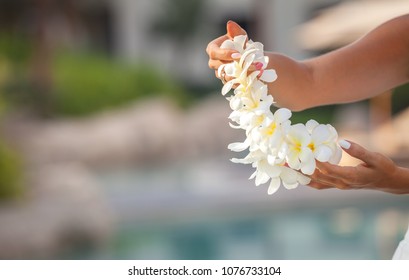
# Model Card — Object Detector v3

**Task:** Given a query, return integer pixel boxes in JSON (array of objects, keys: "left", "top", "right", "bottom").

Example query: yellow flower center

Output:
[
  {"left": 308, "top": 142, "right": 315, "bottom": 151},
  {"left": 294, "top": 143, "right": 301, "bottom": 153},
  {"left": 255, "top": 115, "right": 265, "bottom": 126},
  {"left": 265, "top": 122, "right": 277, "bottom": 136}
]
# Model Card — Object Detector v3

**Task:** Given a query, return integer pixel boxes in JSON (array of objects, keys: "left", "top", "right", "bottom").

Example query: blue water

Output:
[{"left": 91, "top": 158, "right": 409, "bottom": 260}]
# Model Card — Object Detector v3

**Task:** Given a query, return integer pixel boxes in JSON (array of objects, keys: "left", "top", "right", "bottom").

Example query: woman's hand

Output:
[
  {"left": 206, "top": 21, "right": 247, "bottom": 81},
  {"left": 309, "top": 140, "right": 409, "bottom": 194}
]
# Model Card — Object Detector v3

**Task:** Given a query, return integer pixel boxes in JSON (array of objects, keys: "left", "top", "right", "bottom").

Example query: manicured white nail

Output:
[
  {"left": 339, "top": 139, "right": 351, "bottom": 149},
  {"left": 231, "top": 53, "right": 241, "bottom": 59}
]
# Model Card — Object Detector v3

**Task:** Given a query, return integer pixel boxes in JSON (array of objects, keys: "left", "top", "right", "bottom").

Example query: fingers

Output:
[
  {"left": 339, "top": 140, "right": 378, "bottom": 166},
  {"left": 209, "top": 59, "right": 224, "bottom": 71},
  {"left": 206, "top": 35, "right": 237, "bottom": 61},
  {"left": 309, "top": 167, "right": 350, "bottom": 190},
  {"left": 206, "top": 47, "right": 236, "bottom": 70},
  {"left": 226, "top": 20, "right": 247, "bottom": 39},
  {"left": 206, "top": 21, "right": 248, "bottom": 71},
  {"left": 307, "top": 181, "right": 334, "bottom": 190},
  {"left": 316, "top": 161, "right": 360, "bottom": 181}
]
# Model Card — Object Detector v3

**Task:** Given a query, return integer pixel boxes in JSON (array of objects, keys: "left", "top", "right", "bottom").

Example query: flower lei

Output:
[{"left": 218, "top": 35, "right": 342, "bottom": 195}]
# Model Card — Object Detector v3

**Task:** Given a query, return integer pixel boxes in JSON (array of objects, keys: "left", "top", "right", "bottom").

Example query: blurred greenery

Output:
[
  {"left": 290, "top": 105, "right": 336, "bottom": 125},
  {"left": 0, "top": 34, "right": 32, "bottom": 114},
  {"left": 0, "top": 34, "right": 31, "bottom": 66},
  {"left": 51, "top": 51, "right": 190, "bottom": 117},
  {"left": 0, "top": 88, "right": 6, "bottom": 115},
  {"left": 0, "top": 35, "right": 24, "bottom": 200},
  {"left": 0, "top": 47, "right": 191, "bottom": 117},
  {"left": 393, "top": 83, "right": 409, "bottom": 115},
  {"left": 0, "top": 141, "right": 22, "bottom": 200}
]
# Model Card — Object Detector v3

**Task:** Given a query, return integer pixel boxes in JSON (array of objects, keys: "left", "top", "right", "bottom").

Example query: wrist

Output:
[{"left": 393, "top": 166, "right": 409, "bottom": 194}]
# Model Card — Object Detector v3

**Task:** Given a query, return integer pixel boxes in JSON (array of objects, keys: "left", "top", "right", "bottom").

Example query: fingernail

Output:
[
  {"left": 255, "top": 62, "right": 263, "bottom": 70},
  {"left": 231, "top": 53, "right": 241, "bottom": 59},
  {"left": 339, "top": 139, "right": 351, "bottom": 149}
]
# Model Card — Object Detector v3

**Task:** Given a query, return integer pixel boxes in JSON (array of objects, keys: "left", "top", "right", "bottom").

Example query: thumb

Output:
[{"left": 226, "top": 20, "right": 247, "bottom": 39}]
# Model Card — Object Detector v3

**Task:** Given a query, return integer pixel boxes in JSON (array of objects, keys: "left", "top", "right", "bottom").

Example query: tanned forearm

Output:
[{"left": 266, "top": 14, "right": 409, "bottom": 111}]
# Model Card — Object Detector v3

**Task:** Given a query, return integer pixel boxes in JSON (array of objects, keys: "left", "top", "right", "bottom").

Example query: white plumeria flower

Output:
[
  {"left": 218, "top": 34, "right": 342, "bottom": 195},
  {"left": 249, "top": 162, "right": 311, "bottom": 195},
  {"left": 279, "top": 166, "right": 311, "bottom": 191},
  {"left": 251, "top": 108, "right": 291, "bottom": 158},
  {"left": 220, "top": 35, "right": 247, "bottom": 54},
  {"left": 228, "top": 76, "right": 274, "bottom": 134},
  {"left": 306, "top": 120, "right": 342, "bottom": 164},
  {"left": 227, "top": 73, "right": 272, "bottom": 112},
  {"left": 232, "top": 150, "right": 283, "bottom": 195},
  {"left": 285, "top": 124, "right": 316, "bottom": 175},
  {"left": 250, "top": 159, "right": 281, "bottom": 186},
  {"left": 325, "top": 124, "right": 342, "bottom": 164}
]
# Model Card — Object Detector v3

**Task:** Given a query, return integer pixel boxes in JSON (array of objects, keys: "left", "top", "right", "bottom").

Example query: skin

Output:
[{"left": 206, "top": 17, "right": 409, "bottom": 194}]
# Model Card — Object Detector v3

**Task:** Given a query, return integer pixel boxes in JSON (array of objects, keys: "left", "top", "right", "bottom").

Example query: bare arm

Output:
[{"left": 266, "top": 15, "right": 409, "bottom": 110}]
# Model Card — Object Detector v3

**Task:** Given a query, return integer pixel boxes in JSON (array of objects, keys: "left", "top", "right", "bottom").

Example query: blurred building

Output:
[
  {"left": 2, "top": 0, "right": 408, "bottom": 87},
  {"left": 11, "top": 0, "right": 401, "bottom": 86},
  {"left": 0, "top": 0, "right": 338, "bottom": 84},
  {"left": 107, "top": 0, "right": 340, "bottom": 85}
]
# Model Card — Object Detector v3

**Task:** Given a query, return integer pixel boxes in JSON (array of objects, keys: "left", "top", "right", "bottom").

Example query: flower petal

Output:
[
  {"left": 240, "top": 49, "right": 258, "bottom": 68},
  {"left": 217, "top": 64, "right": 226, "bottom": 78},
  {"left": 280, "top": 167, "right": 298, "bottom": 185},
  {"left": 229, "top": 122, "right": 241, "bottom": 129},
  {"left": 234, "top": 35, "right": 247, "bottom": 51},
  {"left": 249, "top": 170, "right": 257, "bottom": 180},
  {"left": 229, "top": 97, "right": 242, "bottom": 110},
  {"left": 220, "top": 40, "right": 235, "bottom": 50},
  {"left": 274, "top": 108, "right": 292, "bottom": 123},
  {"left": 260, "top": 69, "right": 277, "bottom": 83},
  {"left": 267, "top": 154, "right": 277, "bottom": 165},
  {"left": 287, "top": 150, "right": 301, "bottom": 170},
  {"left": 228, "top": 138, "right": 250, "bottom": 152},
  {"left": 314, "top": 145, "right": 332, "bottom": 162},
  {"left": 255, "top": 170, "right": 270, "bottom": 186},
  {"left": 329, "top": 145, "right": 342, "bottom": 164},
  {"left": 300, "top": 156, "right": 316, "bottom": 175},
  {"left": 311, "top": 124, "right": 332, "bottom": 144},
  {"left": 222, "top": 79, "right": 236, "bottom": 95},
  {"left": 297, "top": 172, "right": 311, "bottom": 185},
  {"left": 299, "top": 147, "right": 314, "bottom": 162},
  {"left": 288, "top": 124, "right": 310, "bottom": 146},
  {"left": 267, "top": 177, "right": 281, "bottom": 195},
  {"left": 306, "top": 119, "right": 319, "bottom": 134},
  {"left": 224, "top": 63, "right": 236, "bottom": 76},
  {"left": 283, "top": 181, "right": 299, "bottom": 190},
  {"left": 264, "top": 164, "right": 282, "bottom": 178},
  {"left": 231, "top": 157, "right": 251, "bottom": 164}
]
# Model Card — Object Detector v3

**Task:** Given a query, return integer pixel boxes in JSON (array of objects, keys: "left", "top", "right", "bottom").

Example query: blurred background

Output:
[{"left": 1, "top": 0, "right": 409, "bottom": 260}]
